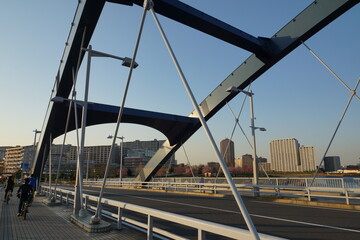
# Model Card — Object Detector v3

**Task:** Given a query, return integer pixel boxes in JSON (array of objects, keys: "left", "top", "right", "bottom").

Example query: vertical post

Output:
[
  {"left": 38, "top": 144, "right": 47, "bottom": 194},
  {"left": 117, "top": 207, "right": 123, "bottom": 230},
  {"left": 86, "top": 151, "right": 90, "bottom": 181},
  {"left": 307, "top": 189, "right": 311, "bottom": 202},
  {"left": 32, "top": 129, "right": 41, "bottom": 192},
  {"left": 74, "top": 45, "right": 91, "bottom": 217},
  {"left": 345, "top": 190, "right": 349, "bottom": 205},
  {"left": 249, "top": 92, "right": 259, "bottom": 197},
  {"left": 198, "top": 229, "right": 206, "bottom": 240},
  {"left": 49, "top": 136, "right": 55, "bottom": 202},
  {"left": 120, "top": 137, "right": 124, "bottom": 186},
  {"left": 85, "top": 196, "right": 88, "bottom": 210},
  {"left": 49, "top": 143, "right": 51, "bottom": 191},
  {"left": 147, "top": 215, "right": 153, "bottom": 240}
]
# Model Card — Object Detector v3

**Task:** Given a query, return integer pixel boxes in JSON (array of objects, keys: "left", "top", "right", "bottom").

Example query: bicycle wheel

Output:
[{"left": 23, "top": 204, "right": 27, "bottom": 220}]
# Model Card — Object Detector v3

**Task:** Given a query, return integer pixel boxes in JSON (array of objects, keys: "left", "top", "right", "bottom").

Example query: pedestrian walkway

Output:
[{"left": 0, "top": 190, "right": 145, "bottom": 240}]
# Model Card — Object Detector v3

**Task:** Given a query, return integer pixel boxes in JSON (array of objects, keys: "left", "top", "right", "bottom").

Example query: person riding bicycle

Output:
[
  {"left": 4, "top": 176, "right": 14, "bottom": 202},
  {"left": 17, "top": 178, "right": 34, "bottom": 216}
]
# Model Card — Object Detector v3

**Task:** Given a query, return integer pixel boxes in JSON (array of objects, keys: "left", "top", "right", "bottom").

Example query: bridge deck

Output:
[{"left": 0, "top": 190, "right": 144, "bottom": 240}]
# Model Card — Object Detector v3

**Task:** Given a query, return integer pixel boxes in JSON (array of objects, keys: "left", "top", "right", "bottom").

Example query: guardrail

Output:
[
  {"left": 84, "top": 179, "right": 360, "bottom": 205},
  {"left": 150, "top": 177, "right": 360, "bottom": 189},
  {"left": 41, "top": 185, "right": 284, "bottom": 240}
]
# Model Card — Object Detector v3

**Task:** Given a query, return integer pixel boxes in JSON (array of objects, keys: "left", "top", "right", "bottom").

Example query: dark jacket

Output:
[
  {"left": 17, "top": 183, "right": 33, "bottom": 200},
  {"left": 5, "top": 178, "right": 14, "bottom": 191}
]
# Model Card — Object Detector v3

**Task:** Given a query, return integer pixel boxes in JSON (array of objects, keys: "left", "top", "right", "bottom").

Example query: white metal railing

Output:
[
  {"left": 84, "top": 178, "right": 360, "bottom": 205},
  {"left": 149, "top": 177, "right": 360, "bottom": 189},
  {"left": 97, "top": 177, "right": 360, "bottom": 189},
  {"left": 41, "top": 185, "right": 284, "bottom": 240}
]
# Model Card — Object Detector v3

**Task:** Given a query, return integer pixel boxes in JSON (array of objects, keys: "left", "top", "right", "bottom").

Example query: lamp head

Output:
[{"left": 122, "top": 57, "right": 138, "bottom": 68}]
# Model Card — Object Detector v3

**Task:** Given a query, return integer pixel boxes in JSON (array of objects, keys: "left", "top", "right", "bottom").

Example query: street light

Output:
[
  {"left": 32, "top": 129, "right": 41, "bottom": 192},
  {"left": 70, "top": 45, "right": 138, "bottom": 218},
  {"left": 107, "top": 135, "right": 124, "bottom": 185},
  {"left": 226, "top": 86, "right": 266, "bottom": 196},
  {"left": 22, "top": 129, "right": 42, "bottom": 183},
  {"left": 82, "top": 48, "right": 139, "bottom": 68}
]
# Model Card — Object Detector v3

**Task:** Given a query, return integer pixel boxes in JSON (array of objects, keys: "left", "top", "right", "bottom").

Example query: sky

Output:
[{"left": 0, "top": 1, "right": 359, "bottom": 167}]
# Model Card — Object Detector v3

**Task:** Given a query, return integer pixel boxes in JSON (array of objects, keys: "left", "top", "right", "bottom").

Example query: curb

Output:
[{"left": 258, "top": 197, "right": 360, "bottom": 211}]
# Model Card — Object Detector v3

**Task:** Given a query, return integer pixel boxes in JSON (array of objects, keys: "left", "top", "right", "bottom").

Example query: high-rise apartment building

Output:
[
  {"left": 3, "top": 146, "right": 34, "bottom": 176},
  {"left": 299, "top": 146, "right": 316, "bottom": 171},
  {"left": 270, "top": 138, "right": 315, "bottom": 172},
  {"left": 220, "top": 138, "right": 235, "bottom": 167}
]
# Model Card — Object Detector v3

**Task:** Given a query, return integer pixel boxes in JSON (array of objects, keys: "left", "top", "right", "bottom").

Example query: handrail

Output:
[
  {"left": 83, "top": 179, "right": 360, "bottom": 205},
  {"left": 41, "top": 185, "right": 285, "bottom": 240}
]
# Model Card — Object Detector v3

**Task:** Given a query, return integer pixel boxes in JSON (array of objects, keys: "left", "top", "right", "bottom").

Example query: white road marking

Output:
[
  {"left": 249, "top": 214, "right": 360, "bottom": 233},
  {"left": 251, "top": 200, "right": 360, "bottom": 213}
]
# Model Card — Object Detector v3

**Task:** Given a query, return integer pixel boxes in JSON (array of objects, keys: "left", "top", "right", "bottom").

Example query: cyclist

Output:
[
  {"left": 17, "top": 178, "right": 34, "bottom": 216},
  {"left": 28, "top": 174, "right": 37, "bottom": 206},
  {"left": 4, "top": 176, "right": 14, "bottom": 202}
]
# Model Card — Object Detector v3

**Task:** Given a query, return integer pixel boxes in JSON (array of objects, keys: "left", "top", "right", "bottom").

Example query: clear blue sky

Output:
[{"left": 1, "top": 1, "right": 359, "bottom": 166}]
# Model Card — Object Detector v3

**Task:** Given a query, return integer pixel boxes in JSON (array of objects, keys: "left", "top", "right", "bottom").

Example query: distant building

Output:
[
  {"left": 270, "top": 138, "right": 315, "bottom": 172},
  {"left": 324, "top": 156, "right": 341, "bottom": 172},
  {"left": 0, "top": 146, "right": 13, "bottom": 160},
  {"left": 0, "top": 159, "right": 4, "bottom": 175},
  {"left": 259, "top": 162, "right": 272, "bottom": 172},
  {"left": 122, "top": 139, "right": 176, "bottom": 173},
  {"left": 235, "top": 154, "right": 253, "bottom": 168},
  {"left": 207, "top": 162, "right": 220, "bottom": 169},
  {"left": 299, "top": 146, "right": 316, "bottom": 171},
  {"left": 220, "top": 138, "right": 235, "bottom": 167},
  {"left": 123, "top": 139, "right": 165, "bottom": 154},
  {"left": 42, "top": 153, "right": 71, "bottom": 174},
  {"left": 1, "top": 139, "right": 174, "bottom": 177},
  {"left": 257, "top": 157, "right": 267, "bottom": 164},
  {"left": 3, "top": 146, "right": 34, "bottom": 176}
]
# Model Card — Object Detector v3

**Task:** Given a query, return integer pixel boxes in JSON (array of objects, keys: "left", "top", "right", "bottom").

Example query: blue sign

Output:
[{"left": 20, "top": 163, "right": 29, "bottom": 169}]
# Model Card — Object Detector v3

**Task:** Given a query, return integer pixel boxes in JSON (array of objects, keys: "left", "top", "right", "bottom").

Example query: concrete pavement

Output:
[{"left": 0, "top": 189, "right": 145, "bottom": 240}]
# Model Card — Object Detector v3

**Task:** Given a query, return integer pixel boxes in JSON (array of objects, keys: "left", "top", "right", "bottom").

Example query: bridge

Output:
[
  {"left": 1, "top": 183, "right": 359, "bottom": 239},
  {"left": 26, "top": 0, "right": 360, "bottom": 239}
]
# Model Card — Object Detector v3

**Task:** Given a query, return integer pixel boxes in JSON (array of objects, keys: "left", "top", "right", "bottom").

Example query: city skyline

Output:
[
  {"left": 1, "top": 136, "right": 356, "bottom": 169},
  {"left": 0, "top": 1, "right": 359, "bottom": 167}
]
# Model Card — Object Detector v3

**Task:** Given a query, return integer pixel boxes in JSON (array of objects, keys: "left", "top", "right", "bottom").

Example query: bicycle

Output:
[
  {"left": 6, "top": 191, "right": 12, "bottom": 204},
  {"left": 19, "top": 199, "right": 29, "bottom": 220}
]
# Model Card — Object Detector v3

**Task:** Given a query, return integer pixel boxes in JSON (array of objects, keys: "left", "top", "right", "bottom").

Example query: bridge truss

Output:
[{"left": 33, "top": 0, "right": 359, "bottom": 182}]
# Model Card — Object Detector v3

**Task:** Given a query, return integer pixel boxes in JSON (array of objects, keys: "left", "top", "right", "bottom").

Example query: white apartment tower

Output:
[
  {"left": 299, "top": 146, "right": 316, "bottom": 171},
  {"left": 270, "top": 138, "right": 315, "bottom": 172}
]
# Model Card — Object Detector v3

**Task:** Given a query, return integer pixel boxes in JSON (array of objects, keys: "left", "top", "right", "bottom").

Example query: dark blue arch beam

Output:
[
  {"left": 32, "top": 98, "right": 198, "bottom": 176},
  {"left": 109, "top": 0, "right": 274, "bottom": 60},
  {"left": 51, "top": 98, "right": 198, "bottom": 145},
  {"left": 33, "top": 0, "right": 279, "bottom": 176}
]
